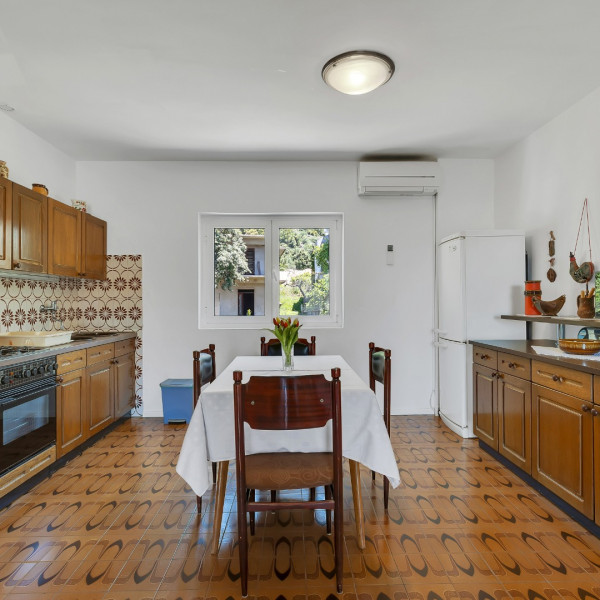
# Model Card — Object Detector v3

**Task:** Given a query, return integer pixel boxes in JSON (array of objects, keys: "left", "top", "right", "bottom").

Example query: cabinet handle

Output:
[
  {"left": 552, "top": 375, "right": 564, "bottom": 383},
  {"left": 591, "top": 409, "right": 599, "bottom": 417},
  {"left": 582, "top": 404, "right": 590, "bottom": 412},
  {"left": 495, "top": 371, "right": 504, "bottom": 379},
  {"left": 480, "top": 354, "right": 490, "bottom": 360},
  {"left": 508, "top": 362, "right": 516, "bottom": 369},
  {"left": 56, "top": 376, "right": 64, "bottom": 383},
  {"left": 13, "top": 262, "right": 21, "bottom": 269},
  {"left": 113, "top": 359, "right": 119, "bottom": 364}
]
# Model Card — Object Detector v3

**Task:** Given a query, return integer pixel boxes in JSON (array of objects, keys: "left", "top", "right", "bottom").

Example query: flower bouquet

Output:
[{"left": 266, "top": 317, "right": 301, "bottom": 371}]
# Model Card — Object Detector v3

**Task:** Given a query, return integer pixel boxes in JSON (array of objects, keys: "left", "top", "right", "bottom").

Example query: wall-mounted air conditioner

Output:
[{"left": 358, "top": 161, "right": 441, "bottom": 196}]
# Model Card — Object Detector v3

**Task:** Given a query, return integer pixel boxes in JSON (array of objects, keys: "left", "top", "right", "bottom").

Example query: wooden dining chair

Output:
[
  {"left": 192, "top": 344, "right": 216, "bottom": 513},
  {"left": 260, "top": 335, "right": 316, "bottom": 356},
  {"left": 369, "top": 342, "right": 392, "bottom": 510},
  {"left": 233, "top": 369, "right": 343, "bottom": 596}
]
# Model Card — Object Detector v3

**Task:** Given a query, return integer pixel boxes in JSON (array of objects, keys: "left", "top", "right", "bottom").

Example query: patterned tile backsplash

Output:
[{"left": 0, "top": 255, "right": 143, "bottom": 414}]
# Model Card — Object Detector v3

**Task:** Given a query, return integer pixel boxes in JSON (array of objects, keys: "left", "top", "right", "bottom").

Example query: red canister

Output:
[{"left": 524, "top": 280, "right": 541, "bottom": 315}]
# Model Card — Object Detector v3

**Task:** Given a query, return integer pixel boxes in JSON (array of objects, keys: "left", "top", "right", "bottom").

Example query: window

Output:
[{"left": 199, "top": 214, "right": 343, "bottom": 328}]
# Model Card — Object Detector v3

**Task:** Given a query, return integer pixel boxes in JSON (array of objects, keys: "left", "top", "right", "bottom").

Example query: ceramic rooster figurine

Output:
[{"left": 569, "top": 252, "right": 594, "bottom": 283}]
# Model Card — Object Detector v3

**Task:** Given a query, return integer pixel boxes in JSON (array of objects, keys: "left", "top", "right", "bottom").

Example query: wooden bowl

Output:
[{"left": 558, "top": 338, "right": 600, "bottom": 355}]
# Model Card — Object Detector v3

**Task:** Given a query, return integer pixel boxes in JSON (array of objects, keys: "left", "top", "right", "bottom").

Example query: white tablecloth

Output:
[{"left": 176, "top": 355, "right": 400, "bottom": 497}]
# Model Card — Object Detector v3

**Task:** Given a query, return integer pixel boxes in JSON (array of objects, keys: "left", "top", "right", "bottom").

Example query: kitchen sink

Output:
[{"left": 71, "top": 331, "right": 117, "bottom": 340}]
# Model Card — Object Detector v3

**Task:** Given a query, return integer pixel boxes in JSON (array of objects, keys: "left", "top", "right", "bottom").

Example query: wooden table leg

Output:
[
  {"left": 212, "top": 460, "right": 229, "bottom": 554},
  {"left": 349, "top": 460, "right": 365, "bottom": 550}
]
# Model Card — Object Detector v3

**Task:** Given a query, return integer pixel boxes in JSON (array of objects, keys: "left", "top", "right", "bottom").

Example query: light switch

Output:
[{"left": 386, "top": 244, "right": 394, "bottom": 265}]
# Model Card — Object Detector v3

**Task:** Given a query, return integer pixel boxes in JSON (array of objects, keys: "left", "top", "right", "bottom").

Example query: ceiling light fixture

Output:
[{"left": 322, "top": 50, "right": 395, "bottom": 95}]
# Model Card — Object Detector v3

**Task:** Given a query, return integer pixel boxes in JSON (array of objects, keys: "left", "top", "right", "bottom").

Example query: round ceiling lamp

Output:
[{"left": 322, "top": 50, "right": 395, "bottom": 95}]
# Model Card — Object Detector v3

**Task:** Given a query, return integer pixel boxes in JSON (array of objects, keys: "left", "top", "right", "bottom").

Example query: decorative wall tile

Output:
[{"left": 0, "top": 255, "right": 143, "bottom": 414}]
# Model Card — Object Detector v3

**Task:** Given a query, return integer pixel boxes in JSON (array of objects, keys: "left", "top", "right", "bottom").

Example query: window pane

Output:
[
  {"left": 279, "top": 228, "right": 330, "bottom": 316},
  {"left": 214, "top": 228, "right": 265, "bottom": 316}
]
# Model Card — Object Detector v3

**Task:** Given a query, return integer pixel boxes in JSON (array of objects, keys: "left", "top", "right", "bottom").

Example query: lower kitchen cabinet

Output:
[
  {"left": 532, "top": 383, "right": 594, "bottom": 519},
  {"left": 55, "top": 341, "right": 135, "bottom": 457},
  {"left": 497, "top": 372, "right": 531, "bottom": 474},
  {"left": 86, "top": 359, "right": 115, "bottom": 436},
  {"left": 56, "top": 367, "right": 87, "bottom": 458},
  {"left": 473, "top": 343, "right": 598, "bottom": 521},
  {"left": 473, "top": 363, "right": 498, "bottom": 449},
  {"left": 114, "top": 351, "right": 135, "bottom": 418}
]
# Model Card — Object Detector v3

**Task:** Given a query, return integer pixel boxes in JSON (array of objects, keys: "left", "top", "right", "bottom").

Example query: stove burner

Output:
[{"left": 0, "top": 346, "right": 42, "bottom": 357}]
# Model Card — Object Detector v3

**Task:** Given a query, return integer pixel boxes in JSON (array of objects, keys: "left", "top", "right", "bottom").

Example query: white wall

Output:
[
  {"left": 495, "top": 86, "right": 600, "bottom": 339},
  {"left": 76, "top": 159, "right": 494, "bottom": 417},
  {"left": 437, "top": 159, "right": 495, "bottom": 241},
  {"left": 0, "top": 112, "right": 76, "bottom": 202}
]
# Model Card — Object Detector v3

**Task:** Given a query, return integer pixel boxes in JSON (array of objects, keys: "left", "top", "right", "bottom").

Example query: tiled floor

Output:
[{"left": 1, "top": 416, "right": 600, "bottom": 599}]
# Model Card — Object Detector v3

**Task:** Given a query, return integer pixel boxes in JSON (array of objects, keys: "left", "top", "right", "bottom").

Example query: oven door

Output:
[{"left": 0, "top": 379, "right": 56, "bottom": 476}]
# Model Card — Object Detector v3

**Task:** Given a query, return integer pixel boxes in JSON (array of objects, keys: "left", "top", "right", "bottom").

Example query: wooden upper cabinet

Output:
[
  {"left": 0, "top": 178, "right": 12, "bottom": 270},
  {"left": 48, "top": 198, "right": 82, "bottom": 277},
  {"left": 12, "top": 183, "right": 47, "bottom": 273},
  {"left": 82, "top": 213, "right": 107, "bottom": 280}
]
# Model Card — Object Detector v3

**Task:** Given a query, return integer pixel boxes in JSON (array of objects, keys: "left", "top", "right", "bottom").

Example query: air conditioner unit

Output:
[{"left": 358, "top": 161, "right": 441, "bottom": 196}]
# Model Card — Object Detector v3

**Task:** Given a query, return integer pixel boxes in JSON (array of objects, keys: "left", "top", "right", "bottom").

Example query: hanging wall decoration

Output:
[
  {"left": 547, "top": 231, "right": 557, "bottom": 282},
  {"left": 569, "top": 198, "right": 594, "bottom": 286}
]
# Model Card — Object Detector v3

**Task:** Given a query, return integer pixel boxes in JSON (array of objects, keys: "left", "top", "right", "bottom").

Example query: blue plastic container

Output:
[{"left": 160, "top": 379, "right": 194, "bottom": 424}]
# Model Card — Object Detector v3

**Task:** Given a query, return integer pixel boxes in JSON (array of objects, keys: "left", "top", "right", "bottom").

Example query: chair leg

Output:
[
  {"left": 238, "top": 488, "right": 249, "bottom": 597},
  {"left": 270, "top": 489, "right": 276, "bottom": 502},
  {"left": 310, "top": 487, "right": 316, "bottom": 501},
  {"left": 325, "top": 485, "right": 332, "bottom": 534},
  {"left": 196, "top": 495, "right": 202, "bottom": 514},
  {"left": 212, "top": 461, "right": 217, "bottom": 484},
  {"left": 248, "top": 489, "right": 256, "bottom": 535},
  {"left": 334, "top": 483, "right": 343, "bottom": 593},
  {"left": 371, "top": 469, "right": 376, "bottom": 481},
  {"left": 383, "top": 476, "right": 389, "bottom": 511}
]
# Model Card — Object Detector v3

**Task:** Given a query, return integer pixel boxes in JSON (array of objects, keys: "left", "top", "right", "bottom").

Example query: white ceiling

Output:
[{"left": 1, "top": 0, "right": 600, "bottom": 161}]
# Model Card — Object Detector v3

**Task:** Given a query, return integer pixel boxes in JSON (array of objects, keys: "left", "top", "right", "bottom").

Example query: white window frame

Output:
[{"left": 199, "top": 213, "right": 343, "bottom": 329}]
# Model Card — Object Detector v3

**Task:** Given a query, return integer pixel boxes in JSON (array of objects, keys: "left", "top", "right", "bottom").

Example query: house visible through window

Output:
[{"left": 199, "top": 214, "right": 343, "bottom": 328}]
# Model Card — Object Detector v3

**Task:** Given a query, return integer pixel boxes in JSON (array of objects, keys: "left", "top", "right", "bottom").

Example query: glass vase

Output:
[{"left": 282, "top": 349, "right": 294, "bottom": 371}]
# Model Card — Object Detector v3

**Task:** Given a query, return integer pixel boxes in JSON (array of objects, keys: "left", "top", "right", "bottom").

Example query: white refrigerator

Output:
[{"left": 437, "top": 231, "right": 525, "bottom": 438}]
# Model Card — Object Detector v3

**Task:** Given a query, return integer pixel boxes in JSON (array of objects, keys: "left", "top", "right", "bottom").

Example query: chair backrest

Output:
[
  {"left": 193, "top": 344, "right": 216, "bottom": 408},
  {"left": 368, "top": 342, "right": 391, "bottom": 391},
  {"left": 233, "top": 368, "right": 342, "bottom": 488},
  {"left": 260, "top": 335, "right": 316, "bottom": 356}
]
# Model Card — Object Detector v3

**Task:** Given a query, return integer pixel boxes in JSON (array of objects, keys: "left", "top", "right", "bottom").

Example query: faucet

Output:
[
  {"left": 39, "top": 301, "right": 64, "bottom": 329},
  {"left": 39, "top": 301, "right": 57, "bottom": 314}
]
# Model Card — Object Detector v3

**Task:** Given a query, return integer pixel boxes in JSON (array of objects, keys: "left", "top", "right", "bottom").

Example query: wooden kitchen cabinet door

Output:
[
  {"left": 11, "top": 183, "right": 47, "bottom": 273},
  {"left": 86, "top": 359, "right": 114, "bottom": 436},
  {"left": 48, "top": 198, "right": 81, "bottom": 277},
  {"left": 0, "top": 178, "right": 12, "bottom": 270},
  {"left": 82, "top": 213, "right": 107, "bottom": 280},
  {"left": 56, "top": 368, "right": 87, "bottom": 458},
  {"left": 532, "top": 383, "right": 594, "bottom": 519},
  {"left": 473, "top": 363, "right": 498, "bottom": 449},
  {"left": 595, "top": 404, "right": 600, "bottom": 526},
  {"left": 497, "top": 372, "right": 531, "bottom": 474},
  {"left": 114, "top": 352, "right": 135, "bottom": 418}
]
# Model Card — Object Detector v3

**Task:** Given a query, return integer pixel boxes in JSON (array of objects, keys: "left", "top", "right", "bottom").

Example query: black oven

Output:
[{"left": 0, "top": 354, "right": 57, "bottom": 476}]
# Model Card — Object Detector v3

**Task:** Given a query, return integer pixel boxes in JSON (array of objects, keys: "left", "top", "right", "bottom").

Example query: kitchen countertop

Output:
[
  {"left": 0, "top": 331, "right": 137, "bottom": 368},
  {"left": 470, "top": 339, "right": 600, "bottom": 376}
]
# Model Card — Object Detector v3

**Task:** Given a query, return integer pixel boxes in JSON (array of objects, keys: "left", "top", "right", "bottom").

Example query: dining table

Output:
[{"left": 176, "top": 354, "right": 400, "bottom": 551}]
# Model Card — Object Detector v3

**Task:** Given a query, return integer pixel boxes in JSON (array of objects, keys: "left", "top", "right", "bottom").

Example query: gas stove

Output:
[{"left": 0, "top": 347, "right": 58, "bottom": 392}]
